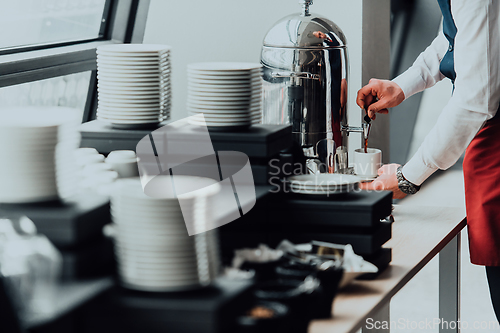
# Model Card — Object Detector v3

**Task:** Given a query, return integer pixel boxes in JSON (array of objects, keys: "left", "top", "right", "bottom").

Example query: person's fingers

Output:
[
  {"left": 360, "top": 177, "right": 387, "bottom": 190},
  {"left": 385, "top": 163, "right": 401, "bottom": 174},
  {"left": 368, "top": 108, "right": 387, "bottom": 118},
  {"left": 367, "top": 99, "right": 392, "bottom": 116},
  {"left": 371, "top": 180, "right": 386, "bottom": 191},
  {"left": 358, "top": 79, "right": 406, "bottom": 118},
  {"left": 364, "top": 94, "right": 375, "bottom": 111},
  {"left": 378, "top": 164, "right": 392, "bottom": 175},
  {"left": 359, "top": 181, "right": 378, "bottom": 191},
  {"left": 356, "top": 85, "right": 376, "bottom": 109}
]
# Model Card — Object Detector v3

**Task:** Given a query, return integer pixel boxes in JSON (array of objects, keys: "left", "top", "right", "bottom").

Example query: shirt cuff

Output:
[
  {"left": 401, "top": 156, "right": 438, "bottom": 186},
  {"left": 392, "top": 67, "right": 427, "bottom": 100}
]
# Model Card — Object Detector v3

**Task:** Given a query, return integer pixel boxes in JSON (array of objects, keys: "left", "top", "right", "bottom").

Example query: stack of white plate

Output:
[
  {"left": 287, "top": 174, "right": 361, "bottom": 196},
  {"left": 96, "top": 44, "right": 171, "bottom": 129},
  {"left": 111, "top": 177, "right": 221, "bottom": 292},
  {"left": 0, "top": 107, "right": 81, "bottom": 203},
  {"left": 187, "top": 62, "right": 263, "bottom": 130}
]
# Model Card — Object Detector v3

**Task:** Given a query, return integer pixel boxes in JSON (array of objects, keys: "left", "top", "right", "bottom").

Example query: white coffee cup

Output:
[
  {"left": 107, "top": 150, "right": 137, "bottom": 161},
  {"left": 106, "top": 150, "right": 139, "bottom": 178},
  {"left": 74, "top": 148, "right": 99, "bottom": 159},
  {"left": 75, "top": 153, "right": 105, "bottom": 167},
  {"left": 353, "top": 148, "right": 382, "bottom": 178}
]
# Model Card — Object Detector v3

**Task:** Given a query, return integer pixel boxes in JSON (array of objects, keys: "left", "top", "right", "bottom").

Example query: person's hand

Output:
[
  {"left": 359, "top": 163, "right": 407, "bottom": 199},
  {"left": 356, "top": 79, "right": 405, "bottom": 119}
]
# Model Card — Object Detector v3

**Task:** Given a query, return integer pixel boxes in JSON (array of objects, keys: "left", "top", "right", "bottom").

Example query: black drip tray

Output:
[
  {"left": 221, "top": 221, "right": 392, "bottom": 257},
  {"left": 267, "top": 190, "right": 393, "bottom": 229},
  {"left": 267, "top": 220, "right": 392, "bottom": 256},
  {"left": 79, "top": 278, "right": 254, "bottom": 333},
  {"left": 0, "top": 192, "right": 110, "bottom": 248},
  {"left": 80, "top": 120, "right": 292, "bottom": 158}
]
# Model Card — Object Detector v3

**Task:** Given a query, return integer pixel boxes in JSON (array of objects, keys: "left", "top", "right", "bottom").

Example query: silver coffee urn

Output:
[{"left": 261, "top": 0, "right": 367, "bottom": 174}]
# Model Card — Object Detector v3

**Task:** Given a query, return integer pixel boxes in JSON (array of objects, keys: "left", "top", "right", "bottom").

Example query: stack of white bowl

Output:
[
  {"left": 0, "top": 107, "right": 81, "bottom": 203},
  {"left": 187, "top": 62, "right": 263, "bottom": 129},
  {"left": 111, "top": 177, "right": 221, "bottom": 292},
  {"left": 96, "top": 44, "right": 171, "bottom": 129}
]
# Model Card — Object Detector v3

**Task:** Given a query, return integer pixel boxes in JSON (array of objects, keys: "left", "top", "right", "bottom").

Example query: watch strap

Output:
[{"left": 396, "top": 166, "right": 421, "bottom": 194}]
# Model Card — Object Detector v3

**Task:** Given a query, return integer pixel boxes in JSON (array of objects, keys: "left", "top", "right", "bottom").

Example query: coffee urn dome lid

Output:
[{"left": 263, "top": 11, "right": 347, "bottom": 49}]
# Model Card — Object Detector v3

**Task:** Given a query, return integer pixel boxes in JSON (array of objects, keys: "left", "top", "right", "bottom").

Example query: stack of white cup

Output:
[
  {"left": 105, "top": 150, "right": 140, "bottom": 179},
  {"left": 74, "top": 149, "right": 140, "bottom": 195},
  {"left": 75, "top": 148, "right": 117, "bottom": 194}
]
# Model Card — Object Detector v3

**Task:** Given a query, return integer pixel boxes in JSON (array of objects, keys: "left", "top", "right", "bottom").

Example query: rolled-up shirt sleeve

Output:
[{"left": 394, "top": 0, "right": 500, "bottom": 185}]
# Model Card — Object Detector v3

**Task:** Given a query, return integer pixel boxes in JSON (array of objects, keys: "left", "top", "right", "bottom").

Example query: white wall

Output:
[
  {"left": 143, "top": 0, "right": 389, "bottom": 156},
  {"left": 144, "top": 0, "right": 363, "bottom": 119}
]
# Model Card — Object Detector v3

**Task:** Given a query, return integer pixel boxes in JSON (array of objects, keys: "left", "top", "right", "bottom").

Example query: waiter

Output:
[{"left": 357, "top": 0, "right": 500, "bottom": 322}]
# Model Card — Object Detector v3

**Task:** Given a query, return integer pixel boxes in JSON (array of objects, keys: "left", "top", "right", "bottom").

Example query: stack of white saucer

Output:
[
  {"left": 0, "top": 107, "right": 81, "bottom": 203},
  {"left": 187, "top": 62, "right": 263, "bottom": 130},
  {"left": 287, "top": 174, "right": 361, "bottom": 196},
  {"left": 96, "top": 44, "right": 171, "bottom": 129},
  {"left": 111, "top": 177, "right": 220, "bottom": 292}
]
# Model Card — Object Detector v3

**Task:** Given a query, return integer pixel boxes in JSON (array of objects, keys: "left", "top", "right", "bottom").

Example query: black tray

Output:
[
  {"left": 221, "top": 221, "right": 392, "bottom": 257},
  {"left": 266, "top": 221, "right": 392, "bottom": 255},
  {"left": 60, "top": 239, "right": 114, "bottom": 280},
  {"left": 219, "top": 191, "right": 393, "bottom": 233},
  {"left": 267, "top": 191, "right": 393, "bottom": 229},
  {"left": 78, "top": 278, "right": 254, "bottom": 333},
  {"left": 80, "top": 120, "right": 292, "bottom": 159},
  {"left": 0, "top": 192, "right": 110, "bottom": 248}
]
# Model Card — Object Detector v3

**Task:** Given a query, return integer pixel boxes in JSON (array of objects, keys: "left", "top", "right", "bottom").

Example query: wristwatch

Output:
[{"left": 396, "top": 166, "right": 421, "bottom": 194}]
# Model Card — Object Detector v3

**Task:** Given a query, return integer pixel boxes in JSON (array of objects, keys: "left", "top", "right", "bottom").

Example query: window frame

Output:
[{"left": 0, "top": 0, "right": 151, "bottom": 123}]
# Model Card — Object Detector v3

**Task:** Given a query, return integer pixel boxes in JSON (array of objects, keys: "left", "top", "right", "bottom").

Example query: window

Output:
[
  {"left": 0, "top": 0, "right": 151, "bottom": 123},
  {"left": 0, "top": 0, "right": 108, "bottom": 50},
  {"left": 0, "top": 72, "right": 91, "bottom": 118}
]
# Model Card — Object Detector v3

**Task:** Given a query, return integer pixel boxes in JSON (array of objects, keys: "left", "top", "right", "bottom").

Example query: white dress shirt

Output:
[{"left": 392, "top": 0, "right": 500, "bottom": 186}]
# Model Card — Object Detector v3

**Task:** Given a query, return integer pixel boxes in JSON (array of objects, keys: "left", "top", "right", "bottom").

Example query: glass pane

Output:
[
  {"left": 0, "top": 0, "right": 107, "bottom": 49},
  {"left": 0, "top": 71, "right": 92, "bottom": 120}
]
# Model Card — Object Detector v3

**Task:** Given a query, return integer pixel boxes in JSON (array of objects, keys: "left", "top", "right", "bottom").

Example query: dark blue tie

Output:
[{"left": 437, "top": 0, "right": 458, "bottom": 82}]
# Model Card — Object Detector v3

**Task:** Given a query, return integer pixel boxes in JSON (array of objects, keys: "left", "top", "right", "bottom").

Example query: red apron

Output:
[{"left": 463, "top": 114, "right": 500, "bottom": 266}]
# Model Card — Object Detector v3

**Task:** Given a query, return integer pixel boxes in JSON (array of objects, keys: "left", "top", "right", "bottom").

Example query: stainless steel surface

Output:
[
  {"left": 342, "top": 123, "right": 371, "bottom": 140},
  {"left": 261, "top": 9, "right": 347, "bottom": 48},
  {"left": 261, "top": 1, "right": 357, "bottom": 174}
]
